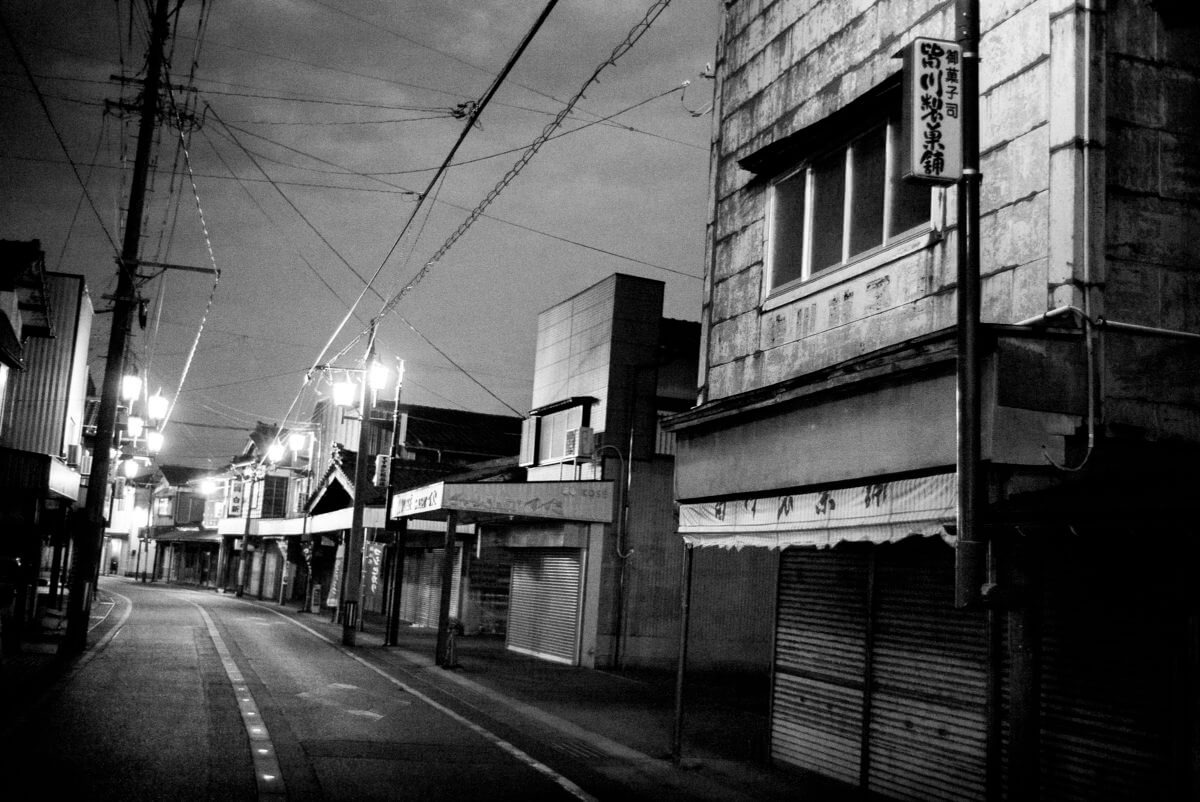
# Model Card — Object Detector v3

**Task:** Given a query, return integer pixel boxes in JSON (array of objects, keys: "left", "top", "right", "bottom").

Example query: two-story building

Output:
[
  {"left": 0, "top": 241, "right": 91, "bottom": 653},
  {"left": 666, "top": 2, "right": 1199, "bottom": 799}
]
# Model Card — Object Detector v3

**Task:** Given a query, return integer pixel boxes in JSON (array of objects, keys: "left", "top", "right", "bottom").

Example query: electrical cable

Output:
[
  {"left": 0, "top": 11, "right": 121, "bottom": 253},
  {"left": 372, "top": 0, "right": 675, "bottom": 330}
]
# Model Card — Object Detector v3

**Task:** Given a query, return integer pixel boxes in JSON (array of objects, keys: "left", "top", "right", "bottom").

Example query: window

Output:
[
  {"left": 520, "top": 398, "right": 595, "bottom": 467},
  {"left": 261, "top": 475, "right": 288, "bottom": 518},
  {"left": 766, "top": 116, "right": 932, "bottom": 292}
]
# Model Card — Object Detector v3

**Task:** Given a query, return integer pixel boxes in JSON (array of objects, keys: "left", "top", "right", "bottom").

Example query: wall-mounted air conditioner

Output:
[
  {"left": 66, "top": 444, "right": 81, "bottom": 466},
  {"left": 564, "top": 426, "right": 594, "bottom": 462}
]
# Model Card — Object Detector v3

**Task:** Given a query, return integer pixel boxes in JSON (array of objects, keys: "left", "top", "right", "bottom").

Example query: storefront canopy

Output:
[
  {"left": 678, "top": 472, "right": 956, "bottom": 550},
  {"left": 391, "top": 480, "right": 613, "bottom": 525},
  {"left": 154, "top": 527, "right": 222, "bottom": 543}
]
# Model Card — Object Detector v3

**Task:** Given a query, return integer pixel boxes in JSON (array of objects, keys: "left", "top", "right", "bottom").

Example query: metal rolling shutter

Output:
[
  {"left": 506, "top": 549, "right": 582, "bottom": 665},
  {"left": 868, "top": 539, "right": 988, "bottom": 802},
  {"left": 400, "top": 546, "right": 461, "bottom": 628},
  {"left": 772, "top": 547, "right": 869, "bottom": 785},
  {"left": 1038, "top": 545, "right": 1174, "bottom": 802}
]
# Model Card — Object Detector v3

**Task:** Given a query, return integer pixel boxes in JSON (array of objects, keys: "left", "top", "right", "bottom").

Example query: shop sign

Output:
[{"left": 901, "top": 37, "right": 963, "bottom": 184}]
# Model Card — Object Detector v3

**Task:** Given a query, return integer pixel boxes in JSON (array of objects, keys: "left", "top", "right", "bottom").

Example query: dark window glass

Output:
[
  {"left": 769, "top": 169, "right": 806, "bottom": 289},
  {"left": 810, "top": 152, "right": 846, "bottom": 273},
  {"left": 849, "top": 127, "right": 886, "bottom": 256},
  {"left": 890, "top": 121, "right": 931, "bottom": 236}
]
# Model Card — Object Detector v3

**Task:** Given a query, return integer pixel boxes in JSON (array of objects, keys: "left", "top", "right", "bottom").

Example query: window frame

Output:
[{"left": 763, "top": 115, "right": 937, "bottom": 300}]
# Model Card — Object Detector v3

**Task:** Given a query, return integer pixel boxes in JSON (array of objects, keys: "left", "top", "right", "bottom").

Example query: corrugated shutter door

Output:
[
  {"left": 506, "top": 549, "right": 582, "bottom": 665},
  {"left": 772, "top": 548, "right": 868, "bottom": 785},
  {"left": 868, "top": 539, "right": 988, "bottom": 802},
  {"left": 400, "top": 546, "right": 461, "bottom": 628},
  {"left": 1038, "top": 544, "right": 1174, "bottom": 802}
]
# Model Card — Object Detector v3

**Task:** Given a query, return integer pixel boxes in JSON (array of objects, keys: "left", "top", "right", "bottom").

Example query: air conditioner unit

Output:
[
  {"left": 65, "top": 444, "right": 81, "bottom": 466},
  {"left": 564, "top": 426, "right": 594, "bottom": 462}
]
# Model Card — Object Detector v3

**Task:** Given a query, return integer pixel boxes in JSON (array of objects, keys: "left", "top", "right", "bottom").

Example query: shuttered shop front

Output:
[
  {"left": 506, "top": 548, "right": 583, "bottom": 665},
  {"left": 400, "top": 546, "right": 461, "bottom": 628},
  {"left": 772, "top": 538, "right": 988, "bottom": 801}
]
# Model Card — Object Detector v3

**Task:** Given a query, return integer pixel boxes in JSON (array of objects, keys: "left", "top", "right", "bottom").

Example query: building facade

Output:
[
  {"left": 666, "top": 1, "right": 1199, "bottom": 800},
  {"left": 0, "top": 245, "right": 90, "bottom": 653}
]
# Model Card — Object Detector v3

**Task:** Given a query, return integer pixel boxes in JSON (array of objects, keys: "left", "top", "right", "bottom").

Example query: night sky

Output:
[{"left": 0, "top": 0, "right": 717, "bottom": 467}]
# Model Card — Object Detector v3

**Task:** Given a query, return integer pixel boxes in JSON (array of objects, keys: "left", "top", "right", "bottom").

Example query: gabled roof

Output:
[
  {"left": 158, "top": 464, "right": 210, "bottom": 487},
  {"left": 305, "top": 443, "right": 494, "bottom": 515}
]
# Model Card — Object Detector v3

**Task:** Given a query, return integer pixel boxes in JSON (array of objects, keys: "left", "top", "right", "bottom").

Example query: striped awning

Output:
[{"left": 678, "top": 473, "right": 956, "bottom": 550}]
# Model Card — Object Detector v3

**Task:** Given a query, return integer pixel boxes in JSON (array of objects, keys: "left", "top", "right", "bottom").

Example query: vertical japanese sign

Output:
[{"left": 902, "top": 37, "right": 963, "bottom": 184}]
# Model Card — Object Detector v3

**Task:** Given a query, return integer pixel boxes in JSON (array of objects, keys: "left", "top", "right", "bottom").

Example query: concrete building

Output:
[
  {"left": 665, "top": 1, "right": 1200, "bottom": 800},
  {"left": 392, "top": 273, "right": 772, "bottom": 671}
]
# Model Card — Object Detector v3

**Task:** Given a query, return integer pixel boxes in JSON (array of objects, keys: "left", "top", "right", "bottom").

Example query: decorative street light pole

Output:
[{"left": 342, "top": 320, "right": 381, "bottom": 646}]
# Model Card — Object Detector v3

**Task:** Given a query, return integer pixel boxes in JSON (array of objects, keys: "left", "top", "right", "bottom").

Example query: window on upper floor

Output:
[
  {"left": 261, "top": 474, "right": 288, "bottom": 518},
  {"left": 766, "top": 115, "right": 932, "bottom": 293},
  {"left": 519, "top": 397, "right": 595, "bottom": 468}
]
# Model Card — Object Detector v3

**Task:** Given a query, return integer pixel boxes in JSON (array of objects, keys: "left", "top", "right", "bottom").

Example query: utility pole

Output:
[
  {"left": 63, "top": 0, "right": 172, "bottom": 654},
  {"left": 342, "top": 321, "right": 377, "bottom": 646}
]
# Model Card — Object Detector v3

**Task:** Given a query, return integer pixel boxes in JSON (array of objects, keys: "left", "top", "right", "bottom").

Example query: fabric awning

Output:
[{"left": 678, "top": 472, "right": 956, "bottom": 549}]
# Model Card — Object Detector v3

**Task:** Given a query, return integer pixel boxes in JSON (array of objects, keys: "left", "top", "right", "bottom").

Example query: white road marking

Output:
[
  {"left": 192, "top": 603, "right": 287, "bottom": 801},
  {"left": 257, "top": 605, "right": 598, "bottom": 802}
]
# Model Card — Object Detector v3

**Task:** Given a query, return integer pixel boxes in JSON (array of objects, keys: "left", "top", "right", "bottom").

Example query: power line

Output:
[{"left": 0, "top": 14, "right": 120, "bottom": 253}]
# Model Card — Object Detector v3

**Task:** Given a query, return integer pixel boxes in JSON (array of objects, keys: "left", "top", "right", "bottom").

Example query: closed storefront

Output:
[
  {"left": 1032, "top": 539, "right": 1178, "bottom": 802},
  {"left": 773, "top": 537, "right": 988, "bottom": 802},
  {"left": 506, "top": 548, "right": 583, "bottom": 665},
  {"left": 400, "top": 545, "right": 461, "bottom": 628}
]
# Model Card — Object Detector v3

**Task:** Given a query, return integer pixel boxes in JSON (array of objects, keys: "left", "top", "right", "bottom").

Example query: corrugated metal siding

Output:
[
  {"left": 507, "top": 548, "right": 582, "bottom": 665},
  {"left": 772, "top": 548, "right": 868, "bottom": 785},
  {"left": 0, "top": 274, "right": 84, "bottom": 455},
  {"left": 868, "top": 542, "right": 988, "bottom": 802}
]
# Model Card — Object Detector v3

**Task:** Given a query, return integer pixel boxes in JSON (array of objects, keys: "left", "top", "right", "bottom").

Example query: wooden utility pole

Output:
[{"left": 63, "top": 0, "right": 173, "bottom": 654}]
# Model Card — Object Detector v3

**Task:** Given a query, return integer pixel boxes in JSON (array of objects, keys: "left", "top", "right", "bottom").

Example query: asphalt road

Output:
[{"left": 0, "top": 580, "right": 620, "bottom": 801}]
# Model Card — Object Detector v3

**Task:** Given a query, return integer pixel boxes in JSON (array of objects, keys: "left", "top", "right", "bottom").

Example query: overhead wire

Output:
[
  {"left": 0, "top": 11, "right": 121, "bottom": 253},
  {"left": 370, "top": 0, "right": 676, "bottom": 337}
]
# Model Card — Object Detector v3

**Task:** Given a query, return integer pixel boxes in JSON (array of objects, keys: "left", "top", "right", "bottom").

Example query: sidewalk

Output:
[{"left": 266, "top": 601, "right": 853, "bottom": 802}]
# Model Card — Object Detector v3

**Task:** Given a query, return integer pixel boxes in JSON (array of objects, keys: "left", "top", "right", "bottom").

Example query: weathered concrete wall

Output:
[
  {"left": 1103, "top": 0, "right": 1200, "bottom": 441},
  {"left": 705, "top": 0, "right": 1064, "bottom": 402}
]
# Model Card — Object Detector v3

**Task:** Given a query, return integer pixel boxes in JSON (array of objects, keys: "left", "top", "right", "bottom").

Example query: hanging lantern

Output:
[
  {"left": 147, "top": 391, "right": 169, "bottom": 422},
  {"left": 332, "top": 378, "right": 358, "bottom": 408},
  {"left": 289, "top": 431, "right": 309, "bottom": 452},
  {"left": 122, "top": 458, "right": 139, "bottom": 478},
  {"left": 267, "top": 442, "right": 285, "bottom": 463},
  {"left": 368, "top": 360, "right": 389, "bottom": 392},
  {"left": 146, "top": 430, "right": 164, "bottom": 453},
  {"left": 121, "top": 374, "right": 142, "bottom": 402},
  {"left": 126, "top": 415, "right": 145, "bottom": 438}
]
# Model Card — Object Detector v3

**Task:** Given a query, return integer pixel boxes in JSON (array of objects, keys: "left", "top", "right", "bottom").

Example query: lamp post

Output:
[
  {"left": 340, "top": 322, "right": 382, "bottom": 647},
  {"left": 235, "top": 464, "right": 263, "bottom": 598}
]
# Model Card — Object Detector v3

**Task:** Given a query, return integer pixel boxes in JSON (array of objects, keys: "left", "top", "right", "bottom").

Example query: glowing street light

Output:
[
  {"left": 147, "top": 391, "right": 169, "bottom": 422},
  {"left": 126, "top": 415, "right": 145, "bottom": 438},
  {"left": 369, "top": 360, "right": 389, "bottom": 392},
  {"left": 332, "top": 379, "right": 358, "bottom": 409},
  {"left": 121, "top": 373, "right": 142, "bottom": 403},
  {"left": 122, "top": 457, "right": 139, "bottom": 478},
  {"left": 266, "top": 442, "right": 285, "bottom": 463},
  {"left": 288, "top": 431, "right": 309, "bottom": 452}
]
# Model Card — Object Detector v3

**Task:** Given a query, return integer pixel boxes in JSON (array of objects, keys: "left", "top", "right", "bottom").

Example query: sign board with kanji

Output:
[{"left": 901, "top": 37, "right": 963, "bottom": 184}]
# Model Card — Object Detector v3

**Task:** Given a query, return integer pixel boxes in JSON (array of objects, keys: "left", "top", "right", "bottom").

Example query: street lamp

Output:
[{"left": 332, "top": 323, "right": 388, "bottom": 647}]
